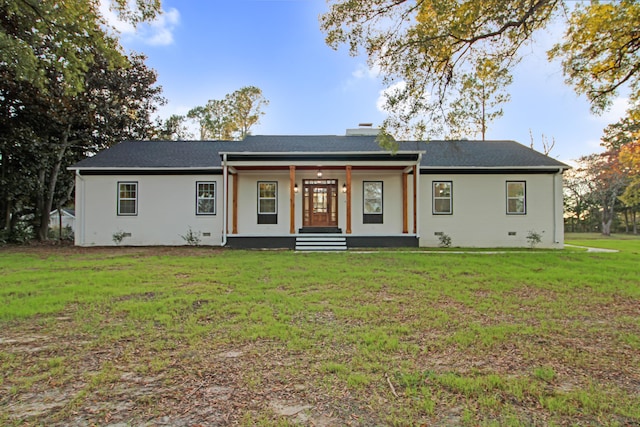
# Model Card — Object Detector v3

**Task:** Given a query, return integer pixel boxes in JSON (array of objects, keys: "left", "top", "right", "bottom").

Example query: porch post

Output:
[
  {"left": 346, "top": 165, "right": 352, "bottom": 234},
  {"left": 402, "top": 172, "right": 408, "bottom": 234},
  {"left": 413, "top": 165, "right": 417, "bottom": 234},
  {"left": 289, "top": 166, "right": 296, "bottom": 234},
  {"left": 226, "top": 169, "right": 230, "bottom": 234},
  {"left": 232, "top": 173, "right": 238, "bottom": 234}
]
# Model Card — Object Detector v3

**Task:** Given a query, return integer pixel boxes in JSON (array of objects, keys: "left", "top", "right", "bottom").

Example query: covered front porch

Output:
[{"left": 220, "top": 150, "right": 423, "bottom": 249}]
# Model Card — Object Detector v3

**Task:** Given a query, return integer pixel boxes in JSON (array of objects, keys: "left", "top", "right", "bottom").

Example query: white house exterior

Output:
[{"left": 69, "top": 132, "right": 568, "bottom": 249}]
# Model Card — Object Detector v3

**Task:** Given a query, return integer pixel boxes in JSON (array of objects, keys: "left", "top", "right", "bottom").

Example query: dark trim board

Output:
[
  {"left": 346, "top": 236, "right": 418, "bottom": 248},
  {"left": 299, "top": 227, "right": 342, "bottom": 234},
  {"left": 225, "top": 153, "right": 421, "bottom": 162},
  {"left": 225, "top": 235, "right": 418, "bottom": 249},
  {"left": 78, "top": 169, "right": 223, "bottom": 176},
  {"left": 227, "top": 236, "right": 296, "bottom": 249},
  {"left": 420, "top": 168, "right": 561, "bottom": 175}
]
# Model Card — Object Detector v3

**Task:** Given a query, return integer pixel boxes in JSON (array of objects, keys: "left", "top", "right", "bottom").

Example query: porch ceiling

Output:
[
  {"left": 221, "top": 152, "right": 422, "bottom": 163},
  {"left": 231, "top": 165, "right": 409, "bottom": 171}
]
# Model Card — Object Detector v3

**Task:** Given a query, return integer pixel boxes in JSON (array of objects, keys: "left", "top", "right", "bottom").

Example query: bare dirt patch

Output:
[{"left": 2, "top": 245, "right": 639, "bottom": 426}]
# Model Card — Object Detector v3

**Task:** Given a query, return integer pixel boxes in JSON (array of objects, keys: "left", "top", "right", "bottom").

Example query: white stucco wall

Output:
[
  {"left": 418, "top": 173, "right": 564, "bottom": 248},
  {"left": 232, "top": 170, "right": 409, "bottom": 236},
  {"left": 349, "top": 171, "right": 406, "bottom": 235},
  {"left": 75, "top": 169, "right": 564, "bottom": 248},
  {"left": 75, "top": 174, "right": 224, "bottom": 246}
]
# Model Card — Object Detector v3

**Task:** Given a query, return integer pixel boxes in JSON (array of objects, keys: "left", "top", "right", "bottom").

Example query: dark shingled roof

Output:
[
  {"left": 70, "top": 141, "right": 226, "bottom": 169},
  {"left": 419, "top": 140, "right": 567, "bottom": 168},
  {"left": 69, "top": 136, "right": 569, "bottom": 170}
]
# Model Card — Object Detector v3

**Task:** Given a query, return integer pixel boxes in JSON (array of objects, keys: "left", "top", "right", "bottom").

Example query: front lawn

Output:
[{"left": 1, "top": 243, "right": 638, "bottom": 426}]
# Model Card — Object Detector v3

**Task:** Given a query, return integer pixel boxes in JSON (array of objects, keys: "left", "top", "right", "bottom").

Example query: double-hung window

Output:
[
  {"left": 196, "top": 182, "right": 216, "bottom": 215},
  {"left": 506, "top": 181, "right": 526, "bottom": 214},
  {"left": 118, "top": 182, "right": 138, "bottom": 216},
  {"left": 433, "top": 181, "right": 452, "bottom": 214},
  {"left": 258, "top": 181, "right": 277, "bottom": 224},
  {"left": 363, "top": 181, "right": 383, "bottom": 223}
]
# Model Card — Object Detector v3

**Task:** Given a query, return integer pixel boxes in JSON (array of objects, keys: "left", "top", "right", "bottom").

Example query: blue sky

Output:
[{"left": 105, "top": 0, "right": 631, "bottom": 165}]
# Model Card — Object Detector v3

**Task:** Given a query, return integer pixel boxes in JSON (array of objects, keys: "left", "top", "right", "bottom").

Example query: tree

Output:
[
  {"left": 187, "top": 100, "right": 234, "bottom": 140},
  {"left": 186, "top": 86, "right": 268, "bottom": 141},
  {"left": 576, "top": 152, "right": 628, "bottom": 236},
  {"left": 205, "top": 99, "right": 235, "bottom": 140},
  {"left": 618, "top": 140, "right": 640, "bottom": 234},
  {"left": 548, "top": 1, "right": 640, "bottom": 114},
  {"left": 321, "top": 0, "right": 640, "bottom": 143},
  {"left": 563, "top": 165, "right": 598, "bottom": 232},
  {"left": 529, "top": 130, "right": 555, "bottom": 156},
  {"left": 226, "top": 86, "right": 269, "bottom": 140},
  {"left": 0, "top": 0, "right": 161, "bottom": 96},
  {"left": 1, "top": 1, "right": 165, "bottom": 241},
  {"left": 600, "top": 111, "right": 640, "bottom": 151},
  {"left": 446, "top": 58, "right": 512, "bottom": 140},
  {"left": 0, "top": 52, "right": 164, "bottom": 240},
  {"left": 186, "top": 106, "right": 211, "bottom": 140},
  {"left": 154, "top": 115, "right": 193, "bottom": 140}
]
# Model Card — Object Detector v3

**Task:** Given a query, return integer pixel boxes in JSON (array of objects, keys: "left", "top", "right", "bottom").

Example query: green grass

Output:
[{"left": 0, "top": 241, "right": 639, "bottom": 425}]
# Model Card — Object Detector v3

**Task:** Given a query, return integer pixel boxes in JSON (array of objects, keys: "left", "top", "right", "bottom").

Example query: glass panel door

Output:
[{"left": 303, "top": 180, "right": 338, "bottom": 227}]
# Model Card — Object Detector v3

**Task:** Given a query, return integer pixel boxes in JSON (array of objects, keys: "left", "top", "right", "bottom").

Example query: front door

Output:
[{"left": 303, "top": 179, "right": 338, "bottom": 228}]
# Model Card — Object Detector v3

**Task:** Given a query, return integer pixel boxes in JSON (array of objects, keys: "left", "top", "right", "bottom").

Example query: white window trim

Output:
[
  {"left": 196, "top": 181, "right": 216, "bottom": 215},
  {"left": 432, "top": 181, "right": 452, "bottom": 215},
  {"left": 363, "top": 181, "right": 383, "bottom": 215},
  {"left": 506, "top": 181, "right": 527, "bottom": 215},
  {"left": 258, "top": 181, "right": 278, "bottom": 215},
  {"left": 117, "top": 181, "right": 138, "bottom": 216}
]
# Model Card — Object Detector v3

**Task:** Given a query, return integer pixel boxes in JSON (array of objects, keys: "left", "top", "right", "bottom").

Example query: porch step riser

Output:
[
  {"left": 295, "top": 246, "right": 347, "bottom": 251},
  {"left": 295, "top": 236, "right": 347, "bottom": 251}
]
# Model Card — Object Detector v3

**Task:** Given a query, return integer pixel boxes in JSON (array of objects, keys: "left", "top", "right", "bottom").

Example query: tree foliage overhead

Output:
[
  {"left": 1, "top": 0, "right": 165, "bottom": 241},
  {"left": 549, "top": 0, "right": 640, "bottom": 115},
  {"left": 321, "top": 0, "right": 639, "bottom": 142},
  {"left": 0, "top": 0, "right": 161, "bottom": 95}
]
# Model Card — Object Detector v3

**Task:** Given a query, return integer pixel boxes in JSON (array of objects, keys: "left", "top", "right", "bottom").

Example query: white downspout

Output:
[
  {"left": 416, "top": 154, "right": 422, "bottom": 239},
  {"left": 75, "top": 170, "right": 85, "bottom": 246},
  {"left": 222, "top": 154, "right": 228, "bottom": 247},
  {"left": 553, "top": 168, "right": 563, "bottom": 245}
]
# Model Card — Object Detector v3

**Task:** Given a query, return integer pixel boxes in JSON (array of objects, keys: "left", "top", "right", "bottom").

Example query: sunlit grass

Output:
[{"left": 0, "top": 242, "right": 639, "bottom": 425}]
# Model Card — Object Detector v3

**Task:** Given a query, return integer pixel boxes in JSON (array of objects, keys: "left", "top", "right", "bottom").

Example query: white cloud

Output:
[
  {"left": 99, "top": 1, "right": 180, "bottom": 46},
  {"left": 145, "top": 8, "right": 180, "bottom": 46},
  {"left": 590, "top": 96, "right": 631, "bottom": 124},
  {"left": 352, "top": 62, "right": 380, "bottom": 80},
  {"left": 376, "top": 81, "right": 406, "bottom": 113}
]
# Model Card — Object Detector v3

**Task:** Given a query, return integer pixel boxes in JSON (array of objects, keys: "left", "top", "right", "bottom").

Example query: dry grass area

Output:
[{"left": 1, "top": 242, "right": 639, "bottom": 426}]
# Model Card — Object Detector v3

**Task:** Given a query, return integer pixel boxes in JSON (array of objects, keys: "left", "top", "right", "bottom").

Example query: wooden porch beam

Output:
[
  {"left": 290, "top": 166, "right": 296, "bottom": 234},
  {"left": 402, "top": 172, "right": 408, "bottom": 234},
  {"left": 232, "top": 173, "right": 238, "bottom": 234},
  {"left": 346, "top": 165, "right": 352, "bottom": 234},
  {"left": 413, "top": 165, "right": 417, "bottom": 234}
]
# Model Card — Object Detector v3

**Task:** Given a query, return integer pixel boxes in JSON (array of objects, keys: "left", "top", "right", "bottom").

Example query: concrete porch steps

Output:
[{"left": 295, "top": 235, "right": 347, "bottom": 251}]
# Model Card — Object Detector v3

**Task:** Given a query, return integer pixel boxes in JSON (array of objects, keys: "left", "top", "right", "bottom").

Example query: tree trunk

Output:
[
  {"left": 38, "top": 141, "right": 68, "bottom": 241},
  {"left": 35, "top": 168, "right": 46, "bottom": 240},
  {"left": 3, "top": 199, "right": 10, "bottom": 232},
  {"left": 0, "top": 147, "right": 7, "bottom": 230}
]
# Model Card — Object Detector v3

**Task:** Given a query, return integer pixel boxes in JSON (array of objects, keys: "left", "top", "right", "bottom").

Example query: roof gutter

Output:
[
  {"left": 68, "top": 167, "right": 222, "bottom": 172},
  {"left": 222, "top": 154, "right": 228, "bottom": 247},
  {"left": 553, "top": 167, "right": 564, "bottom": 245}
]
